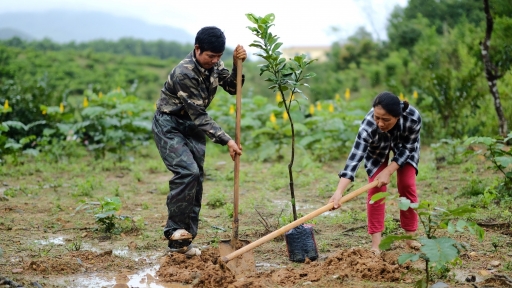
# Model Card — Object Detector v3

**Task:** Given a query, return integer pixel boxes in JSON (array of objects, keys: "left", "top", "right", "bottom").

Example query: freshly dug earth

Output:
[{"left": 157, "top": 247, "right": 410, "bottom": 287}]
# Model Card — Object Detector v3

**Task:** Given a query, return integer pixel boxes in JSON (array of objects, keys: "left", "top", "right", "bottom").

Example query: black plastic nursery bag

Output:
[{"left": 284, "top": 224, "right": 318, "bottom": 263}]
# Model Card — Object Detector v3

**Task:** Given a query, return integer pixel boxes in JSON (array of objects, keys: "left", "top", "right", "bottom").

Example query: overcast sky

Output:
[{"left": 1, "top": 0, "right": 408, "bottom": 52}]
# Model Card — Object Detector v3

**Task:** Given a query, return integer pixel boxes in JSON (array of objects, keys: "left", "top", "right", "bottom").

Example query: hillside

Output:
[{"left": 0, "top": 10, "right": 194, "bottom": 43}]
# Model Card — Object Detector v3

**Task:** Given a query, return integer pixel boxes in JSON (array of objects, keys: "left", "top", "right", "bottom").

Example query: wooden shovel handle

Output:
[
  {"left": 221, "top": 180, "right": 379, "bottom": 263},
  {"left": 231, "top": 58, "right": 243, "bottom": 244}
]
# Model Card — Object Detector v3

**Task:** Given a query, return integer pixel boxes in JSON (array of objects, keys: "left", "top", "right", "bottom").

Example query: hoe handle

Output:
[{"left": 221, "top": 181, "right": 379, "bottom": 263}]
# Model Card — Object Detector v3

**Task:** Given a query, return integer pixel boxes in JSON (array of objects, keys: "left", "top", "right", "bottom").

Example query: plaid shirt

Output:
[
  {"left": 339, "top": 104, "right": 421, "bottom": 181},
  {"left": 156, "top": 51, "right": 243, "bottom": 145}
]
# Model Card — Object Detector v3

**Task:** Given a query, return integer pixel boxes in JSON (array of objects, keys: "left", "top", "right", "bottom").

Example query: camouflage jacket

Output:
[{"left": 156, "top": 51, "right": 244, "bottom": 145}]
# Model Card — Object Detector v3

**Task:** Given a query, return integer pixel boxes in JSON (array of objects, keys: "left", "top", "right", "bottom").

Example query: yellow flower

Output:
[
  {"left": 275, "top": 92, "right": 281, "bottom": 103},
  {"left": 98, "top": 92, "right": 103, "bottom": 98},
  {"left": 270, "top": 113, "right": 276, "bottom": 124},
  {"left": 117, "top": 86, "right": 121, "bottom": 92},
  {"left": 59, "top": 103, "right": 64, "bottom": 113},
  {"left": 290, "top": 93, "right": 295, "bottom": 101},
  {"left": 3, "top": 100, "right": 9, "bottom": 110},
  {"left": 127, "top": 111, "right": 133, "bottom": 116},
  {"left": 309, "top": 104, "right": 315, "bottom": 115},
  {"left": 83, "top": 97, "right": 89, "bottom": 108},
  {"left": 42, "top": 110, "right": 47, "bottom": 115},
  {"left": 399, "top": 92, "right": 405, "bottom": 101},
  {"left": 283, "top": 111, "right": 288, "bottom": 120},
  {"left": 154, "top": 103, "right": 157, "bottom": 110},
  {"left": 316, "top": 102, "right": 322, "bottom": 111},
  {"left": 329, "top": 103, "right": 334, "bottom": 113},
  {"left": 345, "top": 88, "right": 350, "bottom": 101},
  {"left": 413, "top": 90, "right": 418, "bottom": 99},
  {"left": 229, "top": 105, "right": 235, "bottom": 114},
  {"left": 335, "top": 93, "right": 340, "bottom": 101}
]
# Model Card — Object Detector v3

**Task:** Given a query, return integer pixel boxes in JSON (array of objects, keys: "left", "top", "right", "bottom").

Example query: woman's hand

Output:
[
  {"left": 374, "top": 162, "right": 399, "bottom": 187},
  {"left": 328, "top": 177, "right": 352, "bottom": 210},
  {"left": 227, "top": 139, "right": 242, "bottom": 161}
]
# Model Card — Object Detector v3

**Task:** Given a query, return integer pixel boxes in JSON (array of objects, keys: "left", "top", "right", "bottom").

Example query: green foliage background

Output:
[{"left": 0, "top": 0, "right": 511, "bottom": 164}]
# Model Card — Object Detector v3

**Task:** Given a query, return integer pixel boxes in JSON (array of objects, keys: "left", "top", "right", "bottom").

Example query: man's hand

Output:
[
  {"left": 227, "top": 139, "right": 242, "bottom": 161},
  {"left": 233, "top": 45, "right": 247, "bottom": 64}
]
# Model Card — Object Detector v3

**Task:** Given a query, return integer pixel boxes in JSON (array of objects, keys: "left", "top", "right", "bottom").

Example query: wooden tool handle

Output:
[
  {"left": 231, "top": 58, "right": 243, "bottom": 244},
  {"left": 222, "top": 180, "right": 379, "bottom": 263}
]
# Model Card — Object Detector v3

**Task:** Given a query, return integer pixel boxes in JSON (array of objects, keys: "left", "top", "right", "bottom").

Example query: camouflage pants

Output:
[{"left": 152, "top": 110, "right": 205, "bottom": 246}]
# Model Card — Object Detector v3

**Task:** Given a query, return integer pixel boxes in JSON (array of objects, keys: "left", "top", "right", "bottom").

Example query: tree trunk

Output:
[{"left": 481, "top": 0, "right": 507, "bottom": 137}]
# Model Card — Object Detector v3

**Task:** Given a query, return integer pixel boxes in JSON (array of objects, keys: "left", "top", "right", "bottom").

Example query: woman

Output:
[{"left": 329, "top": 91, "right": 422, "bottom": 254}]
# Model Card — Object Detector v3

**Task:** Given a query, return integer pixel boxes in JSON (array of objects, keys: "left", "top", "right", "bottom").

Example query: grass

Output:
[{"left": 0, "top": 142, "right": 511, "bottom": 287}]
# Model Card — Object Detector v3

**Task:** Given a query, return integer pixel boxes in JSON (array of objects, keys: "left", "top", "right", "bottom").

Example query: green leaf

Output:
[
  {"left": 447, "top": 205, "right": 475, "bottom": 216},
  {"left": 379, "top": 235, "right": 413, "bottom": 250},
  {"left": 447, "top": 221, "right": 456, "bottom": 233},
  {"left": 2, "top": 121, "right": 27, "bottom": 131},
  {"left": 398, "top": 197, "right": 412, "bottom": 210},
  {"left": 398, "top": 253, "right": 420, "bottom": 264},
  {"left": 95, "top": 211, "right": 116, "bottom": 219},
  {"left": 245, "top": 13, "right": 258, "bottom": 24},
  {"left": 264, "top": 13, "right": 275, "bottom": 23},
  {"left": 22, "top": 148, "right": 39, "bottom": 157},
  {"left": 271, "top": 42, "right": 283, "bottom": 53},
  {"left": 5, "top": 142, "right": 22, "bottom": 150},
  {"left": 456, "top": 219, "right": 467, "bottom": 232},
  {"left": 495, "top": 156, "right": 512, "bottom": 168},
  {"left": 82, "top": 106, "right": 107, "bottom": 118},
  {"left": 370, "top": 192, "right": 389, "bottom": 203},
  {"left": 26, "top": 120, "right": 46, "bottom": 130},
  {"left": 420, "top": 237, "right": 459, "bottom": 267}
]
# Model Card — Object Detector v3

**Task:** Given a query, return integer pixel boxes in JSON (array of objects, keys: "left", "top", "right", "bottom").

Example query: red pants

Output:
[{"left": 366, "top": 160, "right": 418, "bottom": 234}]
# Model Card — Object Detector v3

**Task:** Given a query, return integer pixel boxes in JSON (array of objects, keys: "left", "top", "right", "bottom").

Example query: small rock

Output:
[
  {"left": 489, "top": 260, "right": 501, "bottom": 267},
  {"left": 469, "top": 252, "right": 478, "bottom": 258},
  {"left": 81, "top": 232, "right": 88, "bottom": 238},
  {"left": 479, "top": 270, "right": 490, "bottom": 276},
  {"left": 332, "top": 275, "right": 339, "bottom": 279},
  {"left": 11, "top": 268, "right": 23, "bottom": 273},
  {"left": 465, "top": 275, "right": 476, "bottom": 282},
  {"left": 2, "top": 182, "right": 8, "bottom": 186},
  {"left": 302, "top": 282, "right": 313, "bottom": 285}
]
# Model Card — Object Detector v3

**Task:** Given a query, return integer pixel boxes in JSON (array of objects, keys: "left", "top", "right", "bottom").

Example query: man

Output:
[{"left": 152, "top": 26, "right": 247, "bottom": 256}]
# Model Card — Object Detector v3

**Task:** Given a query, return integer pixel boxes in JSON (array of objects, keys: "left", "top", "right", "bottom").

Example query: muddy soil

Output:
[{"left": 157, "top": 247, "right": 409, "bottom": 288}]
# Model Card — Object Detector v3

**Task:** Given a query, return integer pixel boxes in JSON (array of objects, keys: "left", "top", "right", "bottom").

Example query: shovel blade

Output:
[{"left": 219, "top": 239, "right": 255, "bottom": 277}]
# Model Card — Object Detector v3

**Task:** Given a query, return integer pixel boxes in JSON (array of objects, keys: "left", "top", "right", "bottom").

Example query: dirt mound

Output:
[
  {"left": 24, "top": 250, "right": 142, "bottom": 275},
  {"left": 157, "top": 247, "right": 410, "bottom": 288},
  {"left": 157, "top": 248, "right": 236, "bottom": 287}
]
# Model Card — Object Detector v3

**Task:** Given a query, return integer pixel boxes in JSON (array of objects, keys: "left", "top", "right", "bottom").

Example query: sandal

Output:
[
  {"left": 169, "top": 244, "right": 201, "bottom": 257},
  {"left": 170, "top": 229, "right": 193, "bottom": 240}
]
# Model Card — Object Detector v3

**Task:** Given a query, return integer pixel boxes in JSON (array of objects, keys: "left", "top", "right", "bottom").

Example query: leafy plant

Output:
[
  {"left": 374, "top": 194, "right": 485, "bottom": 288},
  {"left": 206, "top": 189, "right": 227, "bottom": 209},
  {"left": 94, "top": 196, "right": 123, "bottom": 234},
  {"left": 246, "top": 13, "right": 316, "bottom": 220},
  {"left": 465, "top": 133, "right": 512, "bottom": 196}
]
